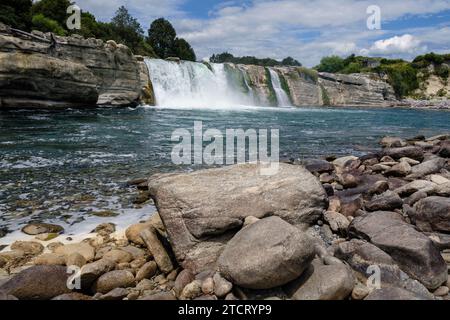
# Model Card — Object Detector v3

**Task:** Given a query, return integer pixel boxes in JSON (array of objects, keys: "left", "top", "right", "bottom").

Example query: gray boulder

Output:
[
  {"left": 149, "top": 163, "right": 327, "bottom": 272},
  {"left": 365, "top": 287, "right": 433, "bottom": 300},
  {"left": 349, "top": 211, "right": 447, "bottom": 290},
  {"left": 413, "top": 197, "right": 450, "bottom": 233},
  {"left": 383, "top": 146, "right": 424, "bottom": 162},
  {"left": 218, "top": 216, "right": 315, "bottom": 289},
  {"left": 407, "top": 157, "right": 446, "bottom": 179}
]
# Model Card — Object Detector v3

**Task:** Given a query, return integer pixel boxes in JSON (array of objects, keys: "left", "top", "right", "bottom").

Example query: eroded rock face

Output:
[
  {"left": 218, "top": 216, "right": 315, "bottom": 289},
  {"left": 0, "top": 29, "right": 151, "bottom": 108},
  {"left": 149, "top": 163, "right": 327, "bottom": 272},
  {"left": 349, "top": 211, "right": 447, "bottom": 290}
]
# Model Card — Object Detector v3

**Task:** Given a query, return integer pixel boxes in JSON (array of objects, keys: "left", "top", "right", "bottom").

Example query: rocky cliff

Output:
[
  {"left": 0, "top": 23, "right": 153, "bottom": 109},
  {"left": 237, "top": 64, "right": 397, "bottom": 107}
]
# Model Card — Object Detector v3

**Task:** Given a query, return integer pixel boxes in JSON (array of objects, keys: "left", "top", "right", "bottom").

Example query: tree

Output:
[
  {"left": 31, "top": 13, "right": 66, "bottom": 35},
  {"left": 31, "top": 0, "right": 72, "bottom": 28},
  {"left": 174, "top": 38, "right": 196, "bottom": 61},
  {"left": 314, "top": 55, "right": 346, "bottom": 73},
  {"left": 147, "top": 18, "right": 177, "bottom": 58},
  {"left": 109, "top": 6, "right": 144, "bottom": 52},
  {"left": 281, "top": 57, "right": 302, "bottom": 66},
  {"left": 0, "top": 0, "right": 33, "bottom": 30}
]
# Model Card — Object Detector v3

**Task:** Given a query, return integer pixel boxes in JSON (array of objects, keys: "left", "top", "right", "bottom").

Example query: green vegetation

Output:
[
  {"left": 297, "top": 66, "right": 318, "bottom": 83},
  {"left": 279, "top": 74, "right": 293, "bottom": 104},
  {"left": 210, "top": 52, "right": 302, "bottom": 67},
  {"left": 313, "top": 52, "right": 450, "bottom": 98},
  {"left": 0, "top": 0, "right": 196, "bottom": 59},
  {"left": 320, "top": 84, "right": 331, "bottom": 106},
  {"left": 147, "top": 18, "right": 196, "bottom": 61},
  {"left": 265, "top": 68, "right": 278, "bottom": 106}
]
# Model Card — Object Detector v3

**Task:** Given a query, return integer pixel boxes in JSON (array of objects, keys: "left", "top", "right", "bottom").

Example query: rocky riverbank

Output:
[{"left": 1, "top": 134, "right": 450, "bottom": 300}]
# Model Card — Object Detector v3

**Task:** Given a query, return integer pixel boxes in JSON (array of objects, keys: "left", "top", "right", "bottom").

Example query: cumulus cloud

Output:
[{"left": 361, "top": 34, "right": 426, "bottom": 55}]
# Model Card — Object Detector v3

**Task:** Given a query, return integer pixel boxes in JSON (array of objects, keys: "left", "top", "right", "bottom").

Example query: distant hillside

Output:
[{"left": 314, "top": 53, "right": 450, "bottom": 100}]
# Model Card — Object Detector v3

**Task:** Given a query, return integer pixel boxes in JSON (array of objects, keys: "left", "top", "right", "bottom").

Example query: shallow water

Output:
[{"left": 0, "top": 105, "right": 449, "bottom": 236}]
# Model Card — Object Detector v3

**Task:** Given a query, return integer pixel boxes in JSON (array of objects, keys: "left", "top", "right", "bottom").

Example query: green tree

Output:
[
  {"left": 109, "top": 6, "right": 144, "bottom": 51},
  {"left": 0, "top": 0, "right": 33, "bottom": 30},
  {"left": 174, "top": 38, "right": 196, "bottom": 61},
  {"left": 31, "top": 13, "right": 66, "bottom": 35},
  {"left": 314, "top": 55, "right": 346, "bottom": 73},
  {"left": 281, "top": 57, "right": 302, "bottom": 66},
  {"left": 31, "top": 0, "right": 72, "bottom": 28},
  {"left": 147, "top": 18, "right": 177, "bottom": 58}
]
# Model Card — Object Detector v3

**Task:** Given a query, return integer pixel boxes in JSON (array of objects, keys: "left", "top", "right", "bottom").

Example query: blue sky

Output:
[{"left": 74, "top": 0, "right": 450, "bottom": 66}]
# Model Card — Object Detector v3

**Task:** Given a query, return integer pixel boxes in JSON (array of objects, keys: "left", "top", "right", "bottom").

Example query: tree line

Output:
[
  {"left": 210, "top": 52, "right": 302, "bottom": 67},
  {"left": 0, "top": 0, "right": 196, "bottom": 60}
]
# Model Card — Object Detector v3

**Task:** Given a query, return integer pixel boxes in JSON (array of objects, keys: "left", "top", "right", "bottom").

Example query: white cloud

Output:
[{"left": 362, "top": 34, "right": 426, "bottom": 55}]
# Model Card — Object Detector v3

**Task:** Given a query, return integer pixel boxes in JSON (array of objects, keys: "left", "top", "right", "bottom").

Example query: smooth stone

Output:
[
  {"left": 407, "top": 157, "right": 446, "bottom": 179},
  {"left": 0, "top": 265, "right": 70, "bottom": 300},
  {"left": 140, "top": 227, "right": 173, "bottom": 274},
  {"left": 93, "top": 270, "right": 135, "bottom": 294},
  {"left": 394, "top": 180, "right": 437, "bottom": 197},
  {"left": 285, "top": 264, "right": 355, "bottom": 300},
  {"left": 413, "top": 197, "right": 450, "bottom": 233},
  {"left": 218, "top": 216, "right": 315, "bottom": 289},
  {"left": 323, "top": 211, "right": 349, "bottom": 235},
  {"left": 33, "top": 253, "right": 66, "bottom": 266},
  {"left": 365, "top": 190, "right": 403, "bottom": 212},
  {"left": 351, "top": 283, "right": 370, "bottom": 300},
  {"left": 135, "top": 261, "right": 158, "bottom": 282},
  {"left": 138, "top": 291, "right": 176, "bottom": 300},
  {"left": 21, "top": 223, "right": 64, "bottom": 236},
  {"left": 213, "top": 272, "right": 233, "bottom": 298},
  {"left": 174, "top": 269, "right": 195, "bottom": 297},
  {"left": 52, "top": 292, "right": 93, "bottom": 300},
  {"left": 98, "top": 287, "right": 129, "bottom": 300},
  {"left": 120, "top": 246, "right": 146, "bottom": 260},
  {"left": 383, "top": 146, "right": 424, "bottom": 162},
  {"left": 10, "top": 241, "right": 44, "bottom": 256},
  {"left": 55, "top": 242, "right": 95, "bottom": 262},
  {"left": 103, "top": 249, "right": 133, "bottom": 264},
  {"left": 80, "top": 258, "right": 117, "bottom": 288},
  {"left": 180, "top": 280, "right": 202, "bottom": 300},
  {"left": 433, "top": 286, "right": 449, "bottom": 297},
  {"left": 66, "top": 252, "right": 86, "bottom": 268}
]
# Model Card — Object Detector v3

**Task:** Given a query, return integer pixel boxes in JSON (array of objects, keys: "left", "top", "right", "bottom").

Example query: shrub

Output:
[{"left": 31, "top": 13, "right": 66, "bottom": 35}]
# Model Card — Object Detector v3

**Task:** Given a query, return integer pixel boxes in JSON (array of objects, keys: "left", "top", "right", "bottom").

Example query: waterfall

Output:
[
  {"left": 268, "top": 68, "right": 291, "bottom": 107},
  {"left": 145, "top": 58, "right": 255, "bottom": 108}
]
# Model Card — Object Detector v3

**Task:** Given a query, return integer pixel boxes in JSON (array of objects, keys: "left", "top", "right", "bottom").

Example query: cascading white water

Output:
[
  {"left": 268, "top": 68, "right": 291, "bottom": 107},
  {"left": 145, "top": 59, "right": 254, "bottom": 108}
]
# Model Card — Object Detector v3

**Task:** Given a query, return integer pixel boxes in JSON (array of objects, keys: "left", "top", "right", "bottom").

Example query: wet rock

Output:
[
  {"left": 380, "top": 137, "right": 407, "bottom": 148},
  {"left": 383, "top": 146, "right": 424, "bottom": 162},
  {"left": 285, "top": 263, "right": 354, "bottom": 300},
  {"left": 213, "top": 272, "right": 233, "bottom": 298},
  {"left": 55, "top": 242, "right": 95, "bottom": 262},
  {"left": 349, "top": 211, "right": 447, "bottom": 290},
  {"left": 218, "top": 216, "right": 315, "bottom": 289},
  {"left": 21, "top": 223, "right": 64, "bottom": 236},
  {"left": 93, "top": 223, "right": 116, "bottom": 236},
  {"left": 135, "top": 261, "right": 157, "bottom": 282},
  {"left": 0, "top": 265, "right": 70, "bottom": 300},
  {"left": 365, "top": 287, "right": 433, "bottom": 300},
  {"left": 304, "top": 159, "right": 334, "bottom": 174},
  {"left": 365, "top": 190, "right": 403, "bottom": 212},
  {"left": 148, "top": 163, "right": 327, "bottom": 273},
  {"left": 140, "top": 227, "right": 173, "bottom": 274},
  {"left": 413, "top": 197, "right": 450, "bottom": 233},
  {"left": 33, "top": 253, "right": 66, "bottom": 266},
  {"left": 10, "top": 241, "right": 44, "bottom": 256},
  {"left": 80, "top": 258, "right": 117, "bottom": 288},
  {"left": 92, "top": 270, "right": 135, "bottom": 294},
  {"left": 333, "top": 156, "right": 359, "bottom": 170}
]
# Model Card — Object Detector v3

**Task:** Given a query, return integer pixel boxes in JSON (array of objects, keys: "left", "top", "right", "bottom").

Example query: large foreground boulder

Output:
[
  {"left": 0, "top": 265, "right": 71, "bottom": 300},
  {"left": 217, "top": 216, "right": 315, "bottom": 289},
  {"left": 149, "top": 163, "right": 327, "bottom": 272},
  {"left": 349, "top": 211, "right": 447, "bottom": 290}
]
